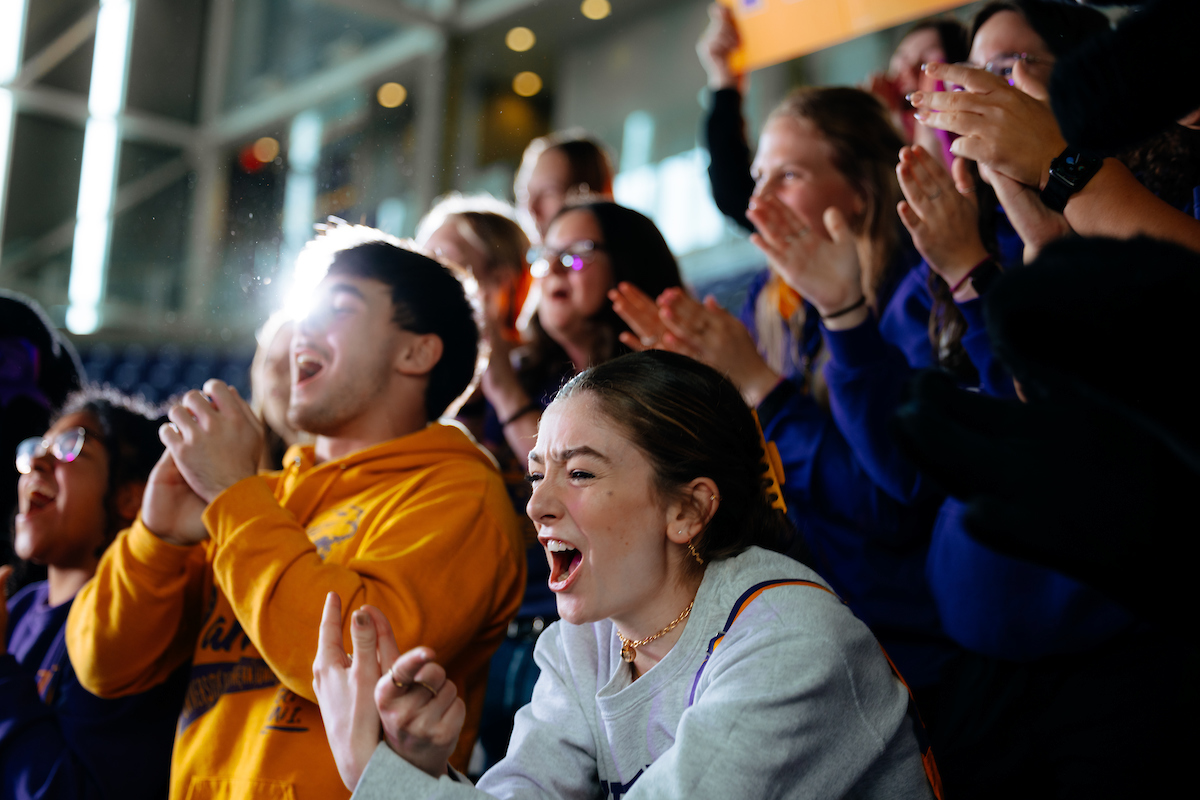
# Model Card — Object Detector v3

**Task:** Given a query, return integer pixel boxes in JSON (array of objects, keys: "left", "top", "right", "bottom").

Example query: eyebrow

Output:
[
  {"left": 326, "top": 282, "right": 367, "bottom": 301},
  {"left": 527, "top": 445, "right": 611, "bottom": 465}
]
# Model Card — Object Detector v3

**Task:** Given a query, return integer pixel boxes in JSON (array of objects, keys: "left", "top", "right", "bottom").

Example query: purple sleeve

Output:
[
  {"left": 759, "top": 379, "right": 924, "bottom": 548},
  {"left": 926, "top": 500, "right": 1134, "bottom": 660},
  {"left": 0, "top": 653, "right": 103, "bottom": 799},
  {"left": 957, "top": 297, "right": 1017, "bottom": 399},
  {"left": 821, "top": 318, "right": 933, "bottom": 505},
  {"left": 0, "top": 605, "right": 185, "bottom": 800}
]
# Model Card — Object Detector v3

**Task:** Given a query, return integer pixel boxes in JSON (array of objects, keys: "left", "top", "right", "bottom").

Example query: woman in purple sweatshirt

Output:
[{"left": 1, "top": 387, "right": 187, "bottom": 800}]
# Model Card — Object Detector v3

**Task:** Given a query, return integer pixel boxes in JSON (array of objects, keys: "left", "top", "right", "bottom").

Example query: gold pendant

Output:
[{"left": 621, "top": 642, "right": 636, "bottom": 662}]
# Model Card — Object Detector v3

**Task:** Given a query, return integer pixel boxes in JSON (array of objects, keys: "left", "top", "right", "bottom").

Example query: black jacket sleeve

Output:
[{"left": 705, "top": 88, "right": 757, "bottom": 233}]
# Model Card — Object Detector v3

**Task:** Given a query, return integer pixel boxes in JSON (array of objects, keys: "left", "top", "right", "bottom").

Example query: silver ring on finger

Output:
[{"left": 641, "top": 335, "right": 659, "bottom": 347}]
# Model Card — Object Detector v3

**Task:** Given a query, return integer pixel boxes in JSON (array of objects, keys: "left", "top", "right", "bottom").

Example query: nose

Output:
[
  {"left": 525, "top": 474, "right": 562, "bottom": 527},
  {"left": 24, "top": 445, "right": 55, "bottom": 476},
  {"left": 751, "top": 174, "right": 774, "bottom": 202}
]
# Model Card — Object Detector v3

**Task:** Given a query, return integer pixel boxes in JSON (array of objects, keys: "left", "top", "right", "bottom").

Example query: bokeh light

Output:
[
  {"left": 505, "top": 26, "right": 536, "bottom": 52},
  {"left": 376, "top": 82, "right": 408, "bottom": 108},
  {"left": 581, "top": 0, "right": 612, "bottom": 21},
  {"left": 512, "top": 71, "right": 543, "bottom": 97},
  {"left": 252, "top": 136, "right": 280, "bottom": 163}
]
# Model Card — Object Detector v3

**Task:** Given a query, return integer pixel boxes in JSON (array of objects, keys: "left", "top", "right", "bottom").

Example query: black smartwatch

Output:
[{"left": 1040, "top": 147, "right": 1104, "bottom": 213}]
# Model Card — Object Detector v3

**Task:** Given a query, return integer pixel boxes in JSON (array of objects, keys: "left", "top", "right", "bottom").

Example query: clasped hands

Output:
[
  {"left": 312, "top": 592, "right": 463, "bottom": 790},
  {"left": 142, "top": 379, "right": 264, "bottom": 545}
]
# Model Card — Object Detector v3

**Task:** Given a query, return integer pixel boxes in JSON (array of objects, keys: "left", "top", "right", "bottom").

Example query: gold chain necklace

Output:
[{"left": 617, "top": 600, "right": 694, "bottom": 663}]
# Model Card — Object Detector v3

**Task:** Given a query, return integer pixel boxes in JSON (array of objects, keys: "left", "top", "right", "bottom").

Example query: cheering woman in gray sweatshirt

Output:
[{"left": 313, "top": 351, "right": 940, "bottom": 800}]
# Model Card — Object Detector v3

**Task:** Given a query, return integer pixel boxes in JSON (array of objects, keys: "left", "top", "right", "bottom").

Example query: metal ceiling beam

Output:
[
  {"left": 455, "top": 0, "right": 544, "bottom": 32},
  {"left": 1, "top": 155, "right": 191, "bottom": 277},
  {"left": 9, "top": 84, "right": 199, "bottom": 150},
  {"left": 9, "top": 6, "right": 99, "bottom": 89},
  {"left": 205, "top": 26, "right": 445, "bottom": 147},
  {"left": 313, "top": 0, "right": 444, "bottom": 28}
]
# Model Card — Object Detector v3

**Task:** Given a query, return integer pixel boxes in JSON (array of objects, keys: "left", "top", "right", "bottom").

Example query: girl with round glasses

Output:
[
  {"left": 2, "top": 387, "right": 188, "bottom": 799},
  {"left": 313, "top": 351, "right": 939, "bottom": 799},
  {"left": 446, "top": 200, "right": 682, "bottom": 771}
]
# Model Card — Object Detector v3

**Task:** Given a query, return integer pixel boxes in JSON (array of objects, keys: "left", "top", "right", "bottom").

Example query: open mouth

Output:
[
  {"left": 295, "top": 353, "right": 325, "bottom": 386},
  {"left": 546, "top": 538, "right": 583, "bottom": 589},
  {"left": 25, "top": 489, "right": 55, "bottom": 514}
]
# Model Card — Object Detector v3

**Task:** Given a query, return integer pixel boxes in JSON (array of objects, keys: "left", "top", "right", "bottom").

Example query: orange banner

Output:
[{"left": 721, "top": 0, "right": 970, "bottom": 72}]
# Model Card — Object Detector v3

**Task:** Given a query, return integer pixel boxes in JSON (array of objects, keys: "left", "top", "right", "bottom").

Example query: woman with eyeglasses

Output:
[
  {"left": 1, "top": 386, "right": 188, "bottom": 799},
  {"left": 436, "top": 200, "right": 682, "bottom": 772},
  {"left": 879, "top": 3, "right": 1184, "bottom": 795}
]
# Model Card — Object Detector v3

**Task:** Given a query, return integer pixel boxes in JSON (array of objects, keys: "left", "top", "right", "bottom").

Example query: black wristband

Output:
[
  {"left": 1040, "top": 147, "right": 1104, "bottom": 213},
  {"left": 820, "top": 295, "right": 866, "bottom": 320},
  {"left": 500, "top": 402, "right": 541, "bottom": 427}
]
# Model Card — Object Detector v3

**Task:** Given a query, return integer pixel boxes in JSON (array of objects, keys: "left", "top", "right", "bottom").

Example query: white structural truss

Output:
[{"left": 0, "top": 0, "right": 546, "bottom": 331}]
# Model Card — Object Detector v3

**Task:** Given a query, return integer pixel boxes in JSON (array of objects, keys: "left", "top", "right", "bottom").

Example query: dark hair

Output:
[
  {"left": 523, "top": 202, "right": 683, "bottom": 386},
  {"left": 768, "top": 87, "right": 906, "bottom": 310},
  {"left": 970, "top": 1, "right": 1110, "bottom": 60},
  {"left": 905, "top": 18, "right": 970, "bottom": 65},
  {"left": 555, "top": 351, "right": 792, "bottom": 572},
  {"left": 1119, "top": 124, "right": 1200, "bottom": 211},
  {"left": 55, "top": 386, "right": 165, "bottom": 541},
  {"left": 327, "top": 241, "right": 479, "bottom": 421}
]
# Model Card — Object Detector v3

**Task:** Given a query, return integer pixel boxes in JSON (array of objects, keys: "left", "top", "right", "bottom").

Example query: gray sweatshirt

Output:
[{"left": 353, "top": 546, "right": 935, "bottom": 800}]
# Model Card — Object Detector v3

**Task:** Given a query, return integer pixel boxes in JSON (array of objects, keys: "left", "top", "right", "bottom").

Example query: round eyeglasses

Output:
[
  {"left": 529, "top": 240, "right": 607, "bottom": 279},
  {"left": 16, "top": 427, "right": 88, "bottom": 475}
]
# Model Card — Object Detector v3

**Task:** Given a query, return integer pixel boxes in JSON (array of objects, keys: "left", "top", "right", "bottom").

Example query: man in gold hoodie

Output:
[{"left": 65, "top": 227, "right": 527, "bottom": 800}]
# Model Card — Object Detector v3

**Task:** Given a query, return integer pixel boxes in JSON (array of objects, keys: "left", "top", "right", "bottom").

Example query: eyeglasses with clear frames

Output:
[
  {"left": 529, "top": 240, "right": 608, "bottom": 279},
  {"left": 15, "top": 427, "right": 88, "bottom": 475}
]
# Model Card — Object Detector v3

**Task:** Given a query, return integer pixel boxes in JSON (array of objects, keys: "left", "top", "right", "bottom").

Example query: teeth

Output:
[{"left": 547, "top": 539, "right": 575, "bottom": 552}]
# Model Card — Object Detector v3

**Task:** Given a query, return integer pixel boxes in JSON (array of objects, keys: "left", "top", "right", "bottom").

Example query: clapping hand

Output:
[
  {"left": 747, "top": 198, "right": 865, "bottom": 328},
  {"left": 910, "top": 61, "right": 1065, "bottom": 190},
  {"left": 896, "top": 144, "right": 990, "bottom": 293},
  {"left": 160, "top": 380, "right": 264, "bottom": 504}
]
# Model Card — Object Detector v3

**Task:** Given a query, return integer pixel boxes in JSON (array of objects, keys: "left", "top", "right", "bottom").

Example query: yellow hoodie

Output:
[{"left": 66, "top": 422, "right": 526, "bottom": 800}]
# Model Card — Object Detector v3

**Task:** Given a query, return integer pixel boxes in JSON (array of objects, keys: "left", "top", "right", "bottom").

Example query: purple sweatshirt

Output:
[
  {"left": 1, "top": 580, "right": 187, "bottom": 800},
  {"left": 823, "top": 243, "right": 1135, "bottom": 662}
]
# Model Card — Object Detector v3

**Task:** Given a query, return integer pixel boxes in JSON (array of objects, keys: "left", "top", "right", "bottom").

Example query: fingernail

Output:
[
  {"left": 353, "top": 610, "right": 367, "bottom": 627},
  {"left": 747, "top": 200, "right": 757, "bottom": 210},
  {"left": 904, "top": 92, "right": 914, "bottom": 104},
  {"left": 913, "top": 111, "right": 928, "bottom": 122}
]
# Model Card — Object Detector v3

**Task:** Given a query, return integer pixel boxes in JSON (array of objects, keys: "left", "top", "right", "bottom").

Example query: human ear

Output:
[
  {"left": 395, "top": 333, "right": 444, "bottom": 377},
  {"left": 114, "top": 481, "right": 147, "bottom": 527},
  {"left": 665, "top": 477, "right": 721, "bottom": 545}
]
